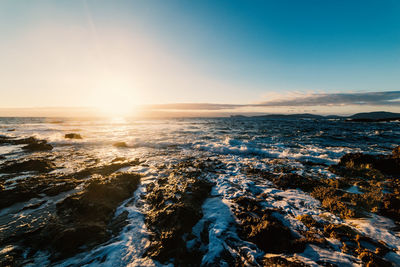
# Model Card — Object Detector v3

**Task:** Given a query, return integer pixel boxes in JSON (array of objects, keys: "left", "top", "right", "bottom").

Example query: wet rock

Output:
[
  {"left": 0, "top": 136, "right": 52, "bottom": 151},
  {"left": 392, "top": 146, "right": 400, "bottom": 159},
  {"left": 22, "top": 140, "right": 53, "bottom": 151},
  {"left": 312, "top": 184, "right": 383, "bottom": 219},
  {"left": 20, "top": 200, "right": 47, "bottom": 211},
  {"left": 20, "top": 172, "right": 141, "bottom": 260},
  {"left": 51, "top": 224, "right": 108, "bottom": 255},
  {"left": 113, "top": 142, "right": 128, "bottom": 148},
  {"left": 323, "top": 224, "right": 357, "bottom": 241},
  {"left": 0, "top": 135, "right": 52, "bottom": 151},
  {"left": 380, "top": 191, "right": 400, "bottom": 223},
  {"left": 0, "top": 246, "right": 25, "bottom": 267},
  {"left": 233, "top": 196, "right": 306, "bottom": 254},
  {"left": 262, "top": 256, "right": 310, "bottom": 267},
  {"left": 73, "top": 159, "right": 141, "bottom": 179},
  {"left": 0, "top": 175, "right": 79, "bottom": 209},
  {"left": 65, "top": 133, "right": 82, "bottom": 139},
  {"left": 56, "top": 173, "right": 140, "bottom": 223},
  {"left": 327, "top": 151, "right": 400, "bottom": 222},
  {"left": 322, "top": 223, "right": 391, "bottom": 262},
  {"left": 311, "top": 187, "right": 356, "bottom": 218},
  {"left": 0, "top": 159, "right": 140, "bottom": 209},
  {"left": 108, "top": 210, "right": 129, "bottom": 235},
  {"left": 112, "top": 156, "right": 127, "bottom": 162},
  {"left": 0, "top": 158, "right": 55, "bottom": 173},
  {"left": 297, "top": 214, "right": 321, "bottom": 229},
  {"left": 329, "top": 152, "right": 400, "bottom": 177},
  {"left": 358, "top": 251, "right": 392, "bottom": 267},
  {"left": 144, "top": 164, "right": 212, "bottom": 265},
  {"left": 272, "top": 173, "right": 321, "bottom": 192}
]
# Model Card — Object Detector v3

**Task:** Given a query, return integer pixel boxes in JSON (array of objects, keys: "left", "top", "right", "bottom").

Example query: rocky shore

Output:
[{"left": 0, "top": 131, "right": 399, "bottom": 266}]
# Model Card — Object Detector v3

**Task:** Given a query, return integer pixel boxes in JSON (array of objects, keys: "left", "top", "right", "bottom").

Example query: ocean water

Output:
[{"left": 1, "top": 117, "right": 400, "bottom": 266}]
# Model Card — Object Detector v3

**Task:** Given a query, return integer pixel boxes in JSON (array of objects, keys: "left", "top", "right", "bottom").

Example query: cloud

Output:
[
  {"left": 148, "top": 91, "right": 400, "bottom": 110},
  {"left": 147, "top": 103, "right": 242, "bottom": 110},
  {"left": 255, "top": 91, "right": 400, "bottom": 107}
]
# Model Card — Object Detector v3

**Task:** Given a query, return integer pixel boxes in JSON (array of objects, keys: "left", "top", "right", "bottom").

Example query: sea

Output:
[{"left": 1, "top": 117, "right": 399, "bottom": 266}]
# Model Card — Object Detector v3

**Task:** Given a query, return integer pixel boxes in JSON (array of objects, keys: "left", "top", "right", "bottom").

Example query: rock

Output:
[
  {"left": 311, "top": 187, "right": 357, "bottom": 219},
  {"left": 56, "top": 173, "right": 141, "bottom": 223},
  {"left": 358, "top": 251, "right": 392, "bottom": 267},
  {"left": 52, "top": 224, "right": 109, "bottom": 255},
  {"left": 322, "top": 223, "right": 390, "bottom": 261},
  {"left": 392, "top": 146, "right": 400, "bottom": 159},
  {"left": 297, "top": 214, "right": 320, "bottom": 229},
  {"left": 330, "top": 152, "right": 400, "bottom": 177},
  {"left": 272, "top": 173, "right": 320, "bottom": 192},
  {"left": 19, "top": 200, "right": 47, "bottom": 211},
  {"left": 0, "top": 247, "right": 24, "bottom": 267},
  {"left": 380, "top": 191, "right": 400, "bottom": 223},
  {"left": 233, "top": 197, "right": 305, "bottom": 254},
  {"left": 0, "top": 175, "right": 79, "bottom": 209},
  {"left": 0, "top": 136, "right": 53, "bottom": 152},
  {"left": 144, "top": 164, "right": 212, "bottom": 265},
  {"left": 65, "top": 133, "right": 82, "bottom": 139},
  {"left": 15, "top": 172, "right": 142, "bottom": 260},
  {"left": 113, "top": 142, "right": 128, "bottom": 148},
  {"left": 22, "top": 140, "right": 53, "bottom": 151},
  {"left": 0, "top": 158, "right": 55, "bottom": 173},
  {"left": 323, "top": 224, "right": 357, "bottom": 241},
  {"left": 108, "top": 210, "right": 129, "bottom": 235},
  {"left": 262, "top": 256, "right": 310, "bottom": 267},
  {"left": 0, "top": 136, "right": 50, "bottom": 147},
  {"left": 73, "top": 159, "right": 141, "bottom": 179},
  {"left": 112, "top": 157, "right": 127, "bottom": 162},
  {"left": 326, "top": 151, "right": 400, "bottom": 222}
]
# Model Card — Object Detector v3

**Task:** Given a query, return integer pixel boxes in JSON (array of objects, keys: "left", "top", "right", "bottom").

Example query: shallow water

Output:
[{"left": 1, "top": 117, "right": 399, "bottom": 266}]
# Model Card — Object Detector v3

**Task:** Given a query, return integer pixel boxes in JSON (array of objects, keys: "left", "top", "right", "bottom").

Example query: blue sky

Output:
[
  {"left": 141, "top": 0, "right": 400, "bottom": 90},
  {"left": 0, "top": 0, "right": 399, "bottom": 115}
]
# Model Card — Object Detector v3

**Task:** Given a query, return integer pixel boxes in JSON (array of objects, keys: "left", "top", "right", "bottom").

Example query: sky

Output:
[{"left": 0, "top": 0, "right": 399, "bottom": 116}]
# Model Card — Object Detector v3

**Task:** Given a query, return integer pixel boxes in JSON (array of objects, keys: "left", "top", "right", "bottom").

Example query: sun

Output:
[
  {"left": 95, "top": 101, "right": 138, "bottom": 117},
  {"left": 92, "top": 86, "right": 140, "bottom": 117}
]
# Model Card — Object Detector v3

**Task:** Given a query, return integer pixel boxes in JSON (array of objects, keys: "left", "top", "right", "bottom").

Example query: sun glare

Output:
[
  {"left": 95, "top": 102, "right": 138, "bottom": 117},
  {"left": 92, "top": 86, "right": 140, "bottom": 117}
]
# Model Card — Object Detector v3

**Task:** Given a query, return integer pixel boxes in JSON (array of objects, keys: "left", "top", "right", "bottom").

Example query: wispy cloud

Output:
[
  {"left": 148, "top": 91, "right": 400, "bottom": 110},
  {"left": 255, "top": 91, "right": 400, "bottom": 107},
  {"left": 147, "top": 103, "right": 242, "bottom": 110}
]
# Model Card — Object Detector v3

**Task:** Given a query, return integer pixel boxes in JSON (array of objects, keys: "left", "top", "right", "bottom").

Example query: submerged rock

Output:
[{"left": 65, "top": 133, "right": 82, "bottom": 139}]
